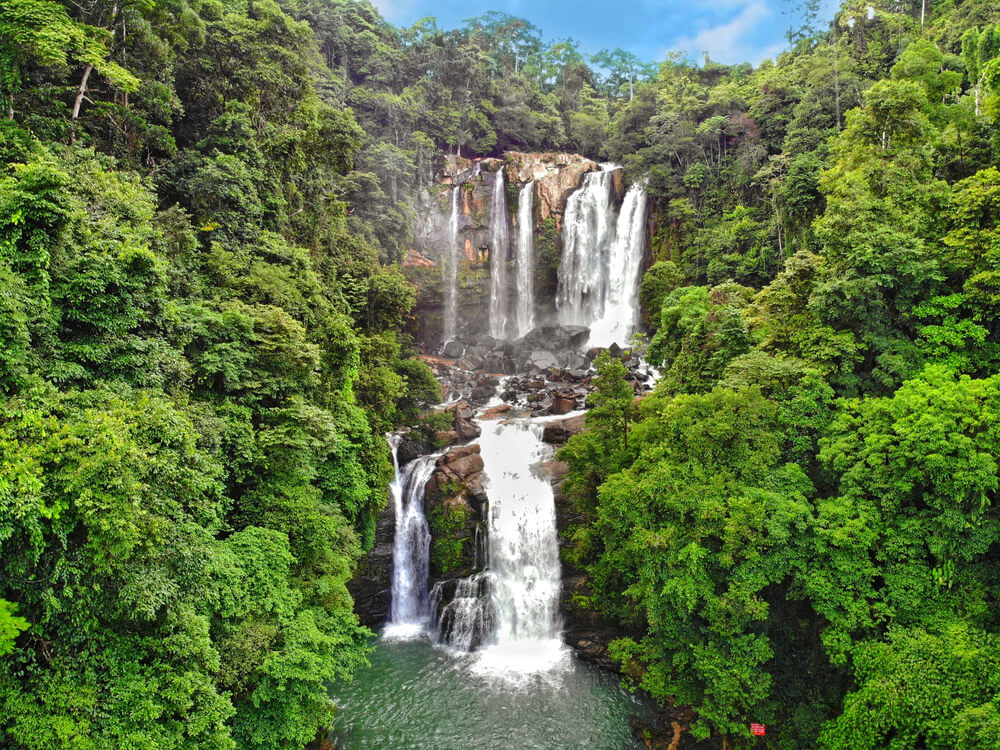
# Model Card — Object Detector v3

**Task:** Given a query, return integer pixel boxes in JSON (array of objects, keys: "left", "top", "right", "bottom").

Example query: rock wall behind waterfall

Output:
[{"left": 404, "top": 151, "right": 641, "bottom": 350}]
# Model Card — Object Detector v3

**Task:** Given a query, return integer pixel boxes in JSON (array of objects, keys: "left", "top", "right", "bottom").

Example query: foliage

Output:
[{"left": 427, "top": 502, "right": 470, "bottom": 576}]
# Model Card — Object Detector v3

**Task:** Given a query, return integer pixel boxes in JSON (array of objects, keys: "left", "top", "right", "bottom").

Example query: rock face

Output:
[
  {"left": 347, "top": 500, "right": 394, "bottom": 627},
  {"left": 423, "top": 443, "right": 487, "bottom": 582},
  {"left": 502, "top": 151, "right": 600, "bottom": 225}
]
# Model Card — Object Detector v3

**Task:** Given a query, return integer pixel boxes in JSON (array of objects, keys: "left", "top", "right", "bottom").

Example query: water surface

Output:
[{"left": 330, "top": 632, "right": 657, "bottom": 750}]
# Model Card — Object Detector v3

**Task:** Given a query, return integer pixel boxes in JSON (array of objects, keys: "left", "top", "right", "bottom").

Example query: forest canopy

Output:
[{"left": 2, "top": 0, "right": 1000, "bottom": 747}]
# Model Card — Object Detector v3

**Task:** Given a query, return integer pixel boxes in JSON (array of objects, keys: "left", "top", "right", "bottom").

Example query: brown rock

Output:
[
  {"left": 443, "top": 452, "right": 484, "bottom": 478},
  {"left": 442, "top": 444, "right": 480, "bottom": 462},
  {"left": 538, "top": 459, "right": 569, "bottom": 480},
  {"left": 542, "top": 414, "right": 586, "bottom": 444},
  {"left": 435, "top": 430, "right": 458, "bottom": 446},
  {"left": 550, "top": 394, "right": 577, "bottom": 414},
  {"left": 479, "top": 404, "right": 514, "bottom": 420}
]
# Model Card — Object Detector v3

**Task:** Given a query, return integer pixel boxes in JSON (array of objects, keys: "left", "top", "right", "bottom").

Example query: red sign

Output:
[{"left": 750, "top": 723, "right": 766, "bottom": 736}]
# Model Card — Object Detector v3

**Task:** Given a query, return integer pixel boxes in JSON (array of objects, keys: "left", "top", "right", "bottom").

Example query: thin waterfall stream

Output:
[
  {"left": 384, "top": 435, "right": 439, "bottom": 638},
  {"left": 442, "top": 185, "right": 460, "bottom": 347}
]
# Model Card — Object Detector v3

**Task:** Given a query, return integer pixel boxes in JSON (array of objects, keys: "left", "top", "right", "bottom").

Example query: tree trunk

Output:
[{"left": 72, "top": 65, "right": 94, "bottom": 121}]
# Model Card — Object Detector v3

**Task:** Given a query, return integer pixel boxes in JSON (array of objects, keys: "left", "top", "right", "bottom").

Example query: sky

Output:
[{"left": 370, "top": 0, "right": 840, "bottom": 67}]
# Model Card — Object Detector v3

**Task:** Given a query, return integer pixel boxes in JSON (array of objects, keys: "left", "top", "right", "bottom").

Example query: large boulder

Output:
[
  {"left": 542, "top": 413, "right": 586, "bottom": 444},
  {"left": 527, "top": 349, "right": 559, "bottom": 370}
]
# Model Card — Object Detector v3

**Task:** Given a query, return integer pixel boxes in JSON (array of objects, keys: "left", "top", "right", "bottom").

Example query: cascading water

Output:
[
  {"left": 468, "top": 412, "right": 567, "bottom": 675},
  {"left": 586, "top": 180, "right": 649, "bottom": 349},
  {"left": 556, "top": 166, "right": 649, "bottom": 349},
  {"left": 385, "top": 436, "right": 438, "bottom": 637},
  {"left": 514, "top": 181, "right": 536, "bottom": 338},
  {"left": 488, "top": 170, "right": 511, "bottom": 340},
  {"left": 442, "top": 186, "right": 460, "bottom": 346},
  {"left": 556, "top": 167, "right": 616, "bottom": 329}
]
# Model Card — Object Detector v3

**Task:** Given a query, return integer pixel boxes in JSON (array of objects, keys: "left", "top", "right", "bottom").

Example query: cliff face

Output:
[{"left": 403, "top": 151, "right": 606, "bottom": 348}]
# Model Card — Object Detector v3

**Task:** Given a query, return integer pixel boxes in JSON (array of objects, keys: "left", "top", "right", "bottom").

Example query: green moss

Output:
[
  {"left": 428, "top": 502, "right": 471, "bottom": 576},
  {"left": 536, "top": 216, "right": 560, "bottom": 298}
]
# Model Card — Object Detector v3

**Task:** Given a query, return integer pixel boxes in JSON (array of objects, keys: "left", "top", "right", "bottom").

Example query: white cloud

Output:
[
  {"left": 369, "top": 0, "right": 416, "bottom": 22},
  {"left": 672, "top": 0, "right": 780, "bottom": 66}
]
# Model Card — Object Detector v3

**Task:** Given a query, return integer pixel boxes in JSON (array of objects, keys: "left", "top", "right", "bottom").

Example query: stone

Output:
[
  {"left": 527, "top": 349, "right": 558, "bottom": 370},
  {"left": 479, "top": 404, "right": 514, "bottom": 420},
  {"left": 346, "top": 502, "right": 395, "bottom": 626},
  {"left": 443, "top": 339, "right": 465, "bottom": 358},
  {"left": 455, "top": 418, "right": 481, "bottom": 441},
  {"left": 434, "top": 430, "right": 459, "bottom": 447},
  {"left": 541, "top": 414, "right": 586, "bottom": 444},
  {"left": 550, "top": 394, "right": 577, "bottom": 414}
]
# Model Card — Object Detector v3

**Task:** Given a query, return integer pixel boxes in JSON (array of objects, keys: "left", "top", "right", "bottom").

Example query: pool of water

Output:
[{"left": 329, "top": 631, "right": 657, "bottom": 750}]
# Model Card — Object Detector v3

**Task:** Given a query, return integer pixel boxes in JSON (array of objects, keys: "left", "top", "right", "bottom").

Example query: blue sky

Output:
[{"left": 371, "top": 0, "right": 840, "bottom": 67}]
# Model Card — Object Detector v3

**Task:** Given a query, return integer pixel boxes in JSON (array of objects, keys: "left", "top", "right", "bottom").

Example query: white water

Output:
[
  {"left": 472, "top": 413, "right": 567, "bottom": 676},
  {"left": 556, "top": 166, "right": 648, "bottom": 349},
  {"left": 586, "top": 180, "right": 649, "bottom": 349},
  {"left": 488, "top": 171, "right": 511, "bottom": 340},
  {"left": 442, "top": 186, "right": 460, "bottom": 347},
  {"left": 385, "top": 436, "right": 438, "bottom": 639},
  {"left": 514, "top": 181, "right": 536, "bottom": 338}
]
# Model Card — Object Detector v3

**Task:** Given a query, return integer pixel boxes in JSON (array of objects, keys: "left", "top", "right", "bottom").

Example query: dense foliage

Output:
[
  {"left": 558, "top": 0, "right": 1000, "bottom": 746},
  {"left": 0, "top": 0, "right": 443, "bottom": 746},
  {"left": 3, "top": 0, "right": 1000, "bottom": 746}
]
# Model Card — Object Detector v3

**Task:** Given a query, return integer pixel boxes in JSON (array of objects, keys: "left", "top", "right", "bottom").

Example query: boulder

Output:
[
  {"left": 346, "top": 502, "right": 395, "bottom": 626},
  {"left": 542, "top": 413, "right": 586, "bottom": 444},
  {"left": 550, "top": 393, "right": 578, "bottom": 415},
  {"left": 527, "top": 349, "right": 558, "bottom": 370},
  {"left": 442, "top": 339, "right": 465, "bottom": 359}
]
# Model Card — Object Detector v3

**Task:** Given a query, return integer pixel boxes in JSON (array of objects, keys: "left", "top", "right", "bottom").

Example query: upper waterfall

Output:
[
  {"left": 586, "top": 180, "right": 649, "bottom": 349},
  {"left": 556, "top": 166, "right": 648, "bottom": 349},
  {"left": 442, "top": 186, "right": 460, "bottom": 346},
  {"left": 488, "top": 171, "right": 511, "bottom": 340},
  {"left": 514, "top": 181, "right": 536, "bottom": 338}
]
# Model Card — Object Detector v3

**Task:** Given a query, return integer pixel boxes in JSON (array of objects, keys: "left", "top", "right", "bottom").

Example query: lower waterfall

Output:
[
  {"left": 330, "top": 408, "right": 657, "bottom": 749},
  {"left": 473, "top": 413, "right": 566, "bottom": 674},
  {"left": 385, "top": 436, "right": 438, "bottom": 637}
]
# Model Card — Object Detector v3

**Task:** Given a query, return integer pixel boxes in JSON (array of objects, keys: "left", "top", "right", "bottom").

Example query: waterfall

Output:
[
  {"left": 514, "top": 181, "right": 536, "bottom": 338},
  {"left": 442, "top": 186, "right": 460, "bottom": 346},
  {"left": 430, "top": 574, "right": 495, "bottom": 651},
  {"left": 488, "top": 171, "right": 511, "bottom": 340},
  {"left": 556, "top": 168, "right": 616, "bottom": 329},
  {"left": 472, "top": 414, "right": 567, "bottom": 675},
  {"left": 586, "top": 180, "right": 649, "bottom": 349},
  {"left": 556, "top": 167, "right": 649, "bottom": 349},
  {"left": 385, "top": 436, "right": 438, "bottom": 637}
]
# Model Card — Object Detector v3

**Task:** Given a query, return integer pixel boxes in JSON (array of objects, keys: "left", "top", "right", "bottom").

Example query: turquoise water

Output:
[{"left": 329, "top": 632, "right": 657, "bottom": 750}]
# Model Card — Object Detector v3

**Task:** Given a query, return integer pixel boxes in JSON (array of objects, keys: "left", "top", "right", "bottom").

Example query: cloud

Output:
[
  {"left": 369, "top": 0, "right": 416, "bottom": 22},
  {"left": 672, "top": 0, "right": 781, "bottom": 65}
]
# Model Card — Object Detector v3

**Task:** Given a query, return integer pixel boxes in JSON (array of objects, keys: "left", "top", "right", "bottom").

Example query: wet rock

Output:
[
  {"left": 550, "top": 393, "right": 578, "bottom": 415},
  {"left": 479, "top": 404, "right": 514, "bottom": 420},
  {"left": 527, "top": 349, "right": 558, "bottom": 370},
  {"left": 434, "top": 430, "right": 459, "bottom": 447},
  {"left": 542, "top": 414, "right": 586, "bottom": 444},
  {"left": 347, "top": 502, "right": 394, "bottom": 626},
  {"left": 442, "top": 339, "right": 465, "bottom": 359}
]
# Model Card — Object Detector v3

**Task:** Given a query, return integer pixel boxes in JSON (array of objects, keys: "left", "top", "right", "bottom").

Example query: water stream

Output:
[
  {"left": 488, "top": 170, "right": 511, "bottom": 340},
  {"left": 442, "top": 186, "right": 460, "bottom": 346},
  {"left": 384, "top": 437, "right": 438, "bottom": 638},
  {"left": 514, "top": 181, "right": 536, "bottom": 338}
]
